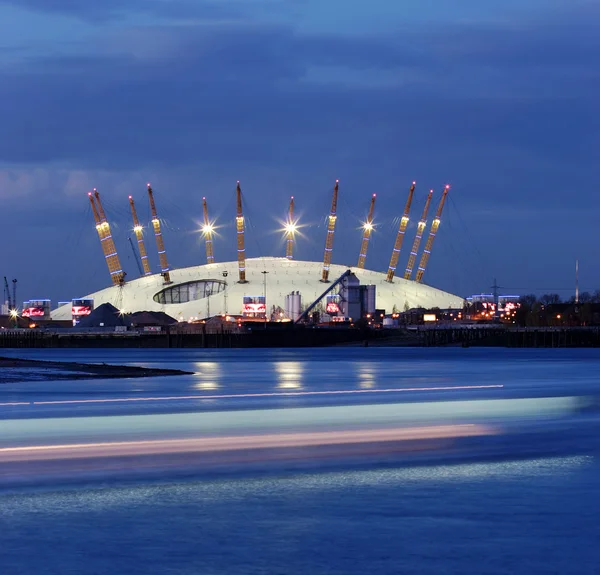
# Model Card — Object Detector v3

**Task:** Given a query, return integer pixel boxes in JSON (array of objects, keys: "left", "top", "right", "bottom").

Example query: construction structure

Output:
[
  {"left": 236, "top": 181, "right": 247, "bottom": 283},
  {"left": 285, "top": 196, "right": 295, "bottom": 260},
  {"left": 386, "top": 182, "right": 415, "bottom": 282},
  {"left": 321, "top": 180, "right": 339, "bottom": 282},
  {"left": 89, "top": 189, "right": 125, "bottom": 286},
  {"left": 147, "top": 184, "right": 171, "bottom": 283},
  {"left": 202, "top": 197, "right": 215, "bottom": 265},
  {"left": 416, "top": 185, "right": 450, "bottom": 283},
  {"left": 129, "top": 195, "right": 152, "bottom": 276},
  {"left": 404, "top": 189, "right": 433, "bottom": 280},
  {"left": 357, "top": 194, "right": 376, "bottom": 269}
]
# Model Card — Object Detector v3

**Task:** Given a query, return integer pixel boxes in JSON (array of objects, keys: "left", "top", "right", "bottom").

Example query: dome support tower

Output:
[
  {"left": 357, "top": 193, "right": 376, "bottom": 269},
  {"left": 386, "top": 182, "right": 416, "bottom": 282},
  {"left": 404, "top": 189, "right": 433, "bottom": 280},
  {"left": 415, "top": 185, "right": 450, "bottom": 283},
  {"left": 321, "top": 180, "right": 339, "bottom": 282},
  {"left": 147, "top": 183, "right": 171, "bottom": 284},
  {"left": 236, "top": 181, "right": 248, "bottom": 283},
  {"left": 90, "top": 189, "right": 125, "bottom": 286},
  {"left": 202, "top": 197, "right": 215, "bottom": 264},
  {"left": 285, "top": 196, "right": 295, "bottom": 260},
  {"left": 129, "top": 196, "right": 152, "bottom": 276}
]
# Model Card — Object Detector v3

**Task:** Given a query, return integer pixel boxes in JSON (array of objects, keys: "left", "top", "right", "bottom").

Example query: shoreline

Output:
[{"left": 0, "top": 356, "right": 194, "bottom": 383}]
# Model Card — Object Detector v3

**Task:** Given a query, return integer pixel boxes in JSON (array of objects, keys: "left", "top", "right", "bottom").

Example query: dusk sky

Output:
[{"left": 1, "top": 0, "right": 598, "bottom": 305}]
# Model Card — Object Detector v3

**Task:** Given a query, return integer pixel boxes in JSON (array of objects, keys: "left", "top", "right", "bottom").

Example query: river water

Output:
[{"left": 1, "top": 348, "right": 600, "bottom": 574}]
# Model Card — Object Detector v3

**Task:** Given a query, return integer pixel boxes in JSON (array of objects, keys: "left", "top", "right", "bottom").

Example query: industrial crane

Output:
[
  {"left": 202, "top": 197, "right": 215, "bottom": 264},
  {"left": 415, "top": 185, "right": 450, "bottom": 283},
  {"left": 3, "top": 276, "right": 11, "bottom": 310},
  {"left": 147, "top": 183, "right": 171, "bottom": 283},
  {"left": 129, "top": 196, "right": 152, "bottom": 276},
  {"left": 386, "top": 182, "right": 416, "bottom": 282},
  {"left": 404, "top": 190, "right": 433, "bottom": 280},
  {"left": 285, "top": 196, "right": 295, "bottom": 260},
  {"left": 357, "top": 194, "right": 376, "bottom": 269},
  {"left": 89, "top": 190, "right": 126, "bottom": 286},
  {"left": 321, "top": 180, "right": 339, "bottom": 282},
  {"left": 236, "top": 181, "right": 248, "bottom": 283}
]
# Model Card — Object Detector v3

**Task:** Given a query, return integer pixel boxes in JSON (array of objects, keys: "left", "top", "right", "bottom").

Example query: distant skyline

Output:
[{"left": 1, "top": 1, "right": 599, "bottom": 305}]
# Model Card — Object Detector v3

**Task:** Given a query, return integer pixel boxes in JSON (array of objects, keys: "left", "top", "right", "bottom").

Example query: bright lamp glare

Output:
[
  {"left": 363, "top": 222, "right": 373, "bottom": 231},
  {"left": 285, "top": 222, "right": 297, "bottom": 234},
  {"left": 133, "top": 225, "right": 143, "bottom": 233},
  {"left": 202, "top": 224, "right": 214, "bottom": 235},
  {"left": 9, "top": 309, "right": 18, "bottom": 319}
]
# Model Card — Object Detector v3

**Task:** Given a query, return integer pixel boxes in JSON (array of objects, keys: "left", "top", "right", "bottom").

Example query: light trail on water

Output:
[{"left": 0, "top": 384, "right": 504, "bottom": 407}]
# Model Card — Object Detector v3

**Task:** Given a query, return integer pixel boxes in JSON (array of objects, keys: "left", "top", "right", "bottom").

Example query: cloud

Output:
[
  {"left": 0, "top": 5, "right": 597, "bottom": 174},
  {"left": 0, "top": 0, "right": 237, "bottom": 22},
  {"left": 1, "top": 2, "right": 599, "bottom": 302}
]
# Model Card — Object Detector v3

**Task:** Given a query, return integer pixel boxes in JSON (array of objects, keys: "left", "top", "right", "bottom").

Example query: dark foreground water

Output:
[
  {"left": 2, "top": 348, "right": 600, "bottom": 574},
  {"left": 2, "top": 458, "right": 599, "bottom": 574}
]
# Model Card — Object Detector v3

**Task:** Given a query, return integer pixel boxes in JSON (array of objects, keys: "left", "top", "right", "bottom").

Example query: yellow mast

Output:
[
  {"left": 202, "top": 197, "right": 215, "bottom": 264},
  {"left": 357, "top": 194, "right": 376, "bottom": 269},
  {"left": 285, "top": 196, "right": 295, "bottom": 260},
  {"left": 386, "top": 182, "right": 416, "bottom": 282},
  {"left": 236, "top": 181, "right": 247, "bottom": 283},
  {"left": 128, "top": 196, "right": 152, "bottom": 276},
  {"left": 415, "top": 185, "right": 450, "bottom": 283},
  {"left": 404, "top": 189, "right": 433, "bottom": 280},
  {"left": 147, "top": 183, "right": 171, "bottom": 283},
  {"left": 92, "top": 189, "right": 125, "bottom": 285},
  {"left": 321, "top": 180, "right": 339, "bottom": 282}
]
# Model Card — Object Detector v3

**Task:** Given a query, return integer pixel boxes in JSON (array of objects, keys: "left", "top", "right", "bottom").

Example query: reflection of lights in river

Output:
[
  {"left": 357, "top": 363, "right": 376, "bottom": 389},
  {"left": 192, "top": 362, "right": 221, "bottom": 390},
  {"left": 275, "top": 362, "right": 303, "bottom": 389}
]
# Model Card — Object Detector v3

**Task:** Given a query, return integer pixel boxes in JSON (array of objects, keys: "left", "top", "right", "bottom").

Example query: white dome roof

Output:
[{"left": 52, "top": 257, "right": 463, "bottom": 321}]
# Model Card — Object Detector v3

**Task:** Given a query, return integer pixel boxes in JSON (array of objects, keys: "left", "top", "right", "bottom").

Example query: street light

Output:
[{"left": 222, "top": 270, "right": 228, "bottom": 315}]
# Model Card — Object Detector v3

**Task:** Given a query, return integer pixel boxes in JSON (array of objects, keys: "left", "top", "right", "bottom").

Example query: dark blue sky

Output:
[{"left": 1, "top": 1, "right": 598, "bottom": 304}]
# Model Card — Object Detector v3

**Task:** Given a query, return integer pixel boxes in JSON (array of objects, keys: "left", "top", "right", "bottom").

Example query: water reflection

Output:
[
  {"left": 192, "top": 362, "right": 221, "bottom": 391},
  {"left": 275, "top": 362, "right": 303, "bottom": 389},
  {"left": 358, "top": 363, "right": 376, "bottom": 389}
]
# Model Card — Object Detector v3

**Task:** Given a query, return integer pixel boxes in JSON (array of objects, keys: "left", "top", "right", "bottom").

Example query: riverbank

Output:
[{"left": 0, "top": 356, "right": 193, "bottom": 383}]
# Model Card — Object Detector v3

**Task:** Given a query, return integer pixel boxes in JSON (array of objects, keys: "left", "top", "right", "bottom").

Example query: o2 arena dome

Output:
[{"left": 51, "top": 182, "right": 463, "bottom": 322}]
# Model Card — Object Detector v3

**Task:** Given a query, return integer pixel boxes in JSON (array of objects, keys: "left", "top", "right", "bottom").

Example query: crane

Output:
[
  {"left": 321, "top": 180, "right": 339, "bottom": 282},
  {"left": 386, "top": 182, "right": 416, "bottom": 282},
  {"left": 128, "top": 196, "right": 152, "bottom": 276},
  {"left": 147, "top": 183, "right": 171, "bottom": 283},
  {"left": 3, "top": 276, "right": 11, "bottom": 310},
  {"left": 415, "top": 185, "right": 450, "bottom": 283},
  {"left": 12, "top": 279, "right": 17, "bottom": 313},
  {"left": 404, "top": 189, "right": 433, "bottom": 280},
  {"left": 89, "top": 190, "right": 126, "bottom": 286},
  {"left": 357, "top": 194, "right": 376, "bottom": 269},
  {"left": 236, "top": 181, "right": 248, "bottom": 283},
  {"left": 285, "top": 196, "right": 295, "bottom": 260},
  {"left": 202, "top": 197, "right": 215, "bottom": 264},
  {"left": 128, "top": 237, "right": 144, "bottom": 276}
]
